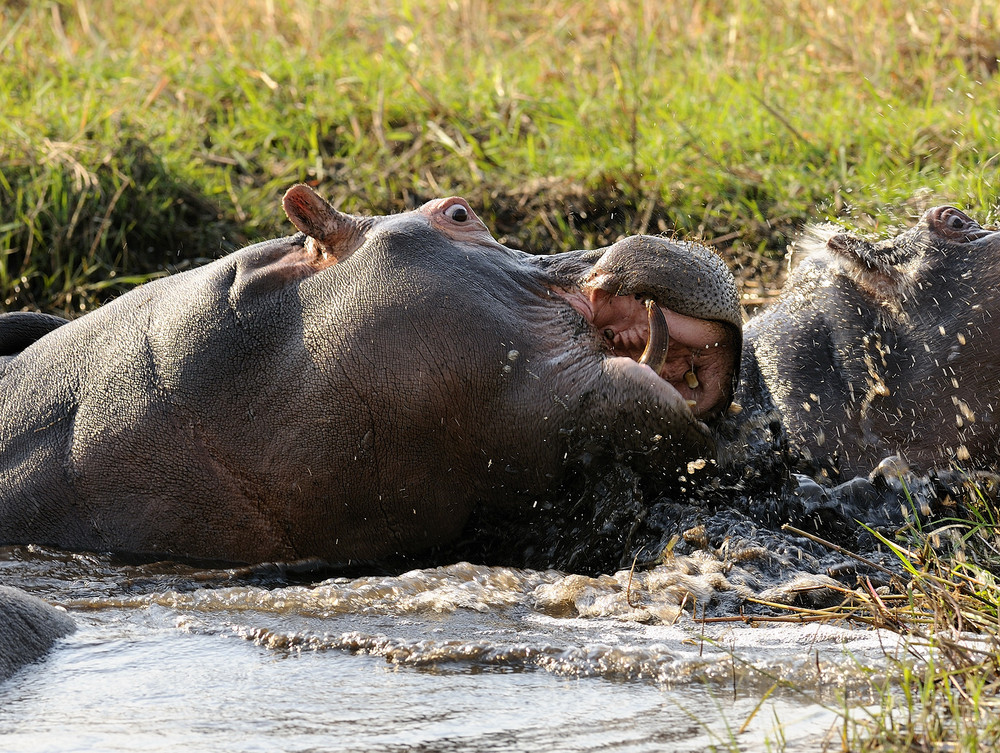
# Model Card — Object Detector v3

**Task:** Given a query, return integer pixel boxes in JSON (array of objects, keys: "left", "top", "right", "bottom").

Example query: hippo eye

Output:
[
  {"left": 445, "top": 204, "right": 469, "bottom": 223},
  {"left": 938, "top": 207, "right": 974, "bottom": 232}
]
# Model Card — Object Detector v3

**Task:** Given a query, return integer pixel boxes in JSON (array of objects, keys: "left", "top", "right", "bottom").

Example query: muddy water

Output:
[{"left": 0, "top": 544, "right": 908, "bottom": 752}]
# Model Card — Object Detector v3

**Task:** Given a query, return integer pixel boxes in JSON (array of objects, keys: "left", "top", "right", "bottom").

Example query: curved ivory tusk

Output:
[{"left": 638, "top": 299, "right": 669, "bottom": 373}]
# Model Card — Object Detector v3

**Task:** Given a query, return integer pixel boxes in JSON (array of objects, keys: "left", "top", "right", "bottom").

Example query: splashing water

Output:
[
  {"left": 0, "top": 536, "right": 916, "bottom": 753},
  {"left": 2, "top": 445, "right": 981, "bottom": 752}
]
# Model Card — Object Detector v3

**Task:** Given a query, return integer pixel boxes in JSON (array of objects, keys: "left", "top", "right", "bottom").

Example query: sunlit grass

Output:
[
  {"left": 843, "top": 518, "right": 1000, "bottom": 750},
  {"left": 2, "top": 0, "right": 1000, "bottom": 313},
  {"left": 687, "top": 481, "right": 1000, "bottom": 750},
  {"left": 748, "top": 476, "right": 1000, "bottom": 750}
]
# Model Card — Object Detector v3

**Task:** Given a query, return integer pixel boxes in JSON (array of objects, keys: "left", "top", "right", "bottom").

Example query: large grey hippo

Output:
[
  {"left": 739, "top": 206, "right": 1000, "bottom": 480},
  {"left": 0, "top": 586, "right": 74, "bottom": 683},
  {"left": 0, "top": 185, "right": 742, "bottom": 565}
]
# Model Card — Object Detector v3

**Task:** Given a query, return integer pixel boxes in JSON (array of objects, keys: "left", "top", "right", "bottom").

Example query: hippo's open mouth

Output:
[{"left": 560, "top": 286, "right": 738, "bottom": 421}]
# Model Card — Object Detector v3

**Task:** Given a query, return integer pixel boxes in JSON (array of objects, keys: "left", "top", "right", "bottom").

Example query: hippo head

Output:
[
  {"left": 0, "top": 185, "right": 741, "bottom": 566},
  {"left": 824, "top": 206, "right": 998, "bottom": 307},
  {"left": 279, "top": 183, "right": 742, "bottom": 473},
  {"left": 742, "top": 205, "right": 1000, "bottom": 478}
]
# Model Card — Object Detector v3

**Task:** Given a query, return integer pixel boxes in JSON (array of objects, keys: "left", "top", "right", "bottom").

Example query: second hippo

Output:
[
  {"left": 0, "top": 312, "right": 68, "bottom": 366},
  {"left": 739, "top": 206, "right": 1000, "bottom": 480}
]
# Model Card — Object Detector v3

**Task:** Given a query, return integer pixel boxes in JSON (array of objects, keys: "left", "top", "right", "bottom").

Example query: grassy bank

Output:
[
  {"left": 2, "top": 1, "right": 999, "bottom": 313},
  {"left": 769, "top": 479, "right": 1000, "bottom": 750}
]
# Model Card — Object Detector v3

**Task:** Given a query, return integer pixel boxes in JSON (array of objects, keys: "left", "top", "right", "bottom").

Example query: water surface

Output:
[{"left": 0, "top": 545, "right": 902, "bottom": 752}]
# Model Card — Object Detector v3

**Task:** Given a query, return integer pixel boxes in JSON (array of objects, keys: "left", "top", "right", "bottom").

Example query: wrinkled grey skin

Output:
[
  {"left": 0, "top": 586, "right": 75, "bottom": 683},
  {"left": 0, "top": 185, "right": 741, "bottom": 565},
  {"left": 738, "top": 206, "right": 1000, "bottom": 480}
]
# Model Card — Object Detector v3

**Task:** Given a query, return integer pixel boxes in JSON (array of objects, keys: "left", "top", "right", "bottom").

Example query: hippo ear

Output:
[
  {"left": 282, "top": 184, "right": 364, "bottom": 262},
  {"left": 826, "top": 233, "right": 867, "bottom": 256},
  {"left": 827, "top": 233, "right": 881, "bottom": 269},
  {"left": 828, "top": 231, "right": 917, "bottom": 271}
]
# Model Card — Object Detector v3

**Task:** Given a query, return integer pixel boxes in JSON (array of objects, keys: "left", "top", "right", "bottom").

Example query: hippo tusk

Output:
[{"left": 638, "top": 299, "right": 669, "bottom": 373}]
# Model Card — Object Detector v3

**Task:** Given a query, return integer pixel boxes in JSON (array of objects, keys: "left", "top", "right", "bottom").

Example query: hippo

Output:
[
  {"left": 738, "top": 206, "right": 1000, "bottom": 480},
  {"left": 0, "top": 311, "right": 69, "bottom": 366},
  {"left": 0, "top": 185, "right": 742, "bottom": 566},
  {"left": 0, "top": 586, "right": 75, "bottom": 683}
]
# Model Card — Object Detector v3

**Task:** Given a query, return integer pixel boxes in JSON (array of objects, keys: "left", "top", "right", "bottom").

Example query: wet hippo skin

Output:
[
  {"left": 0, "top": 185, "right": 742, "bottom": 565},
  {"left": 739, "top": 206, "right": 1000, "bottom": 480},
  {"left": 0, "top": 586, "right": 75, "bottom": 683}
]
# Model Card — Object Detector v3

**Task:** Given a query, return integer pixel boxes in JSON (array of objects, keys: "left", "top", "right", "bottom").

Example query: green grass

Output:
[
  {"left": 843, "top": 494, "right": 1000, "bottom": 751},
  {"left": 765, "top": 480, "right": 1000, "bottom": 750},
  {"left": 2, "top": 0, "right": 1000, "bottom": 313}
]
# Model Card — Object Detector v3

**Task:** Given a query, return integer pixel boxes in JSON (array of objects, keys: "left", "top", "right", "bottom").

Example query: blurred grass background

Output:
[{"left": 1, "top": 0, "right": 999, "bottom": 314}]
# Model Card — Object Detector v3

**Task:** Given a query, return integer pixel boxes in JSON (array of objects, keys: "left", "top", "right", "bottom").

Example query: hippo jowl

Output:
[{"left": 0, "top": 185, "right": 741, "bottom": 564}]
